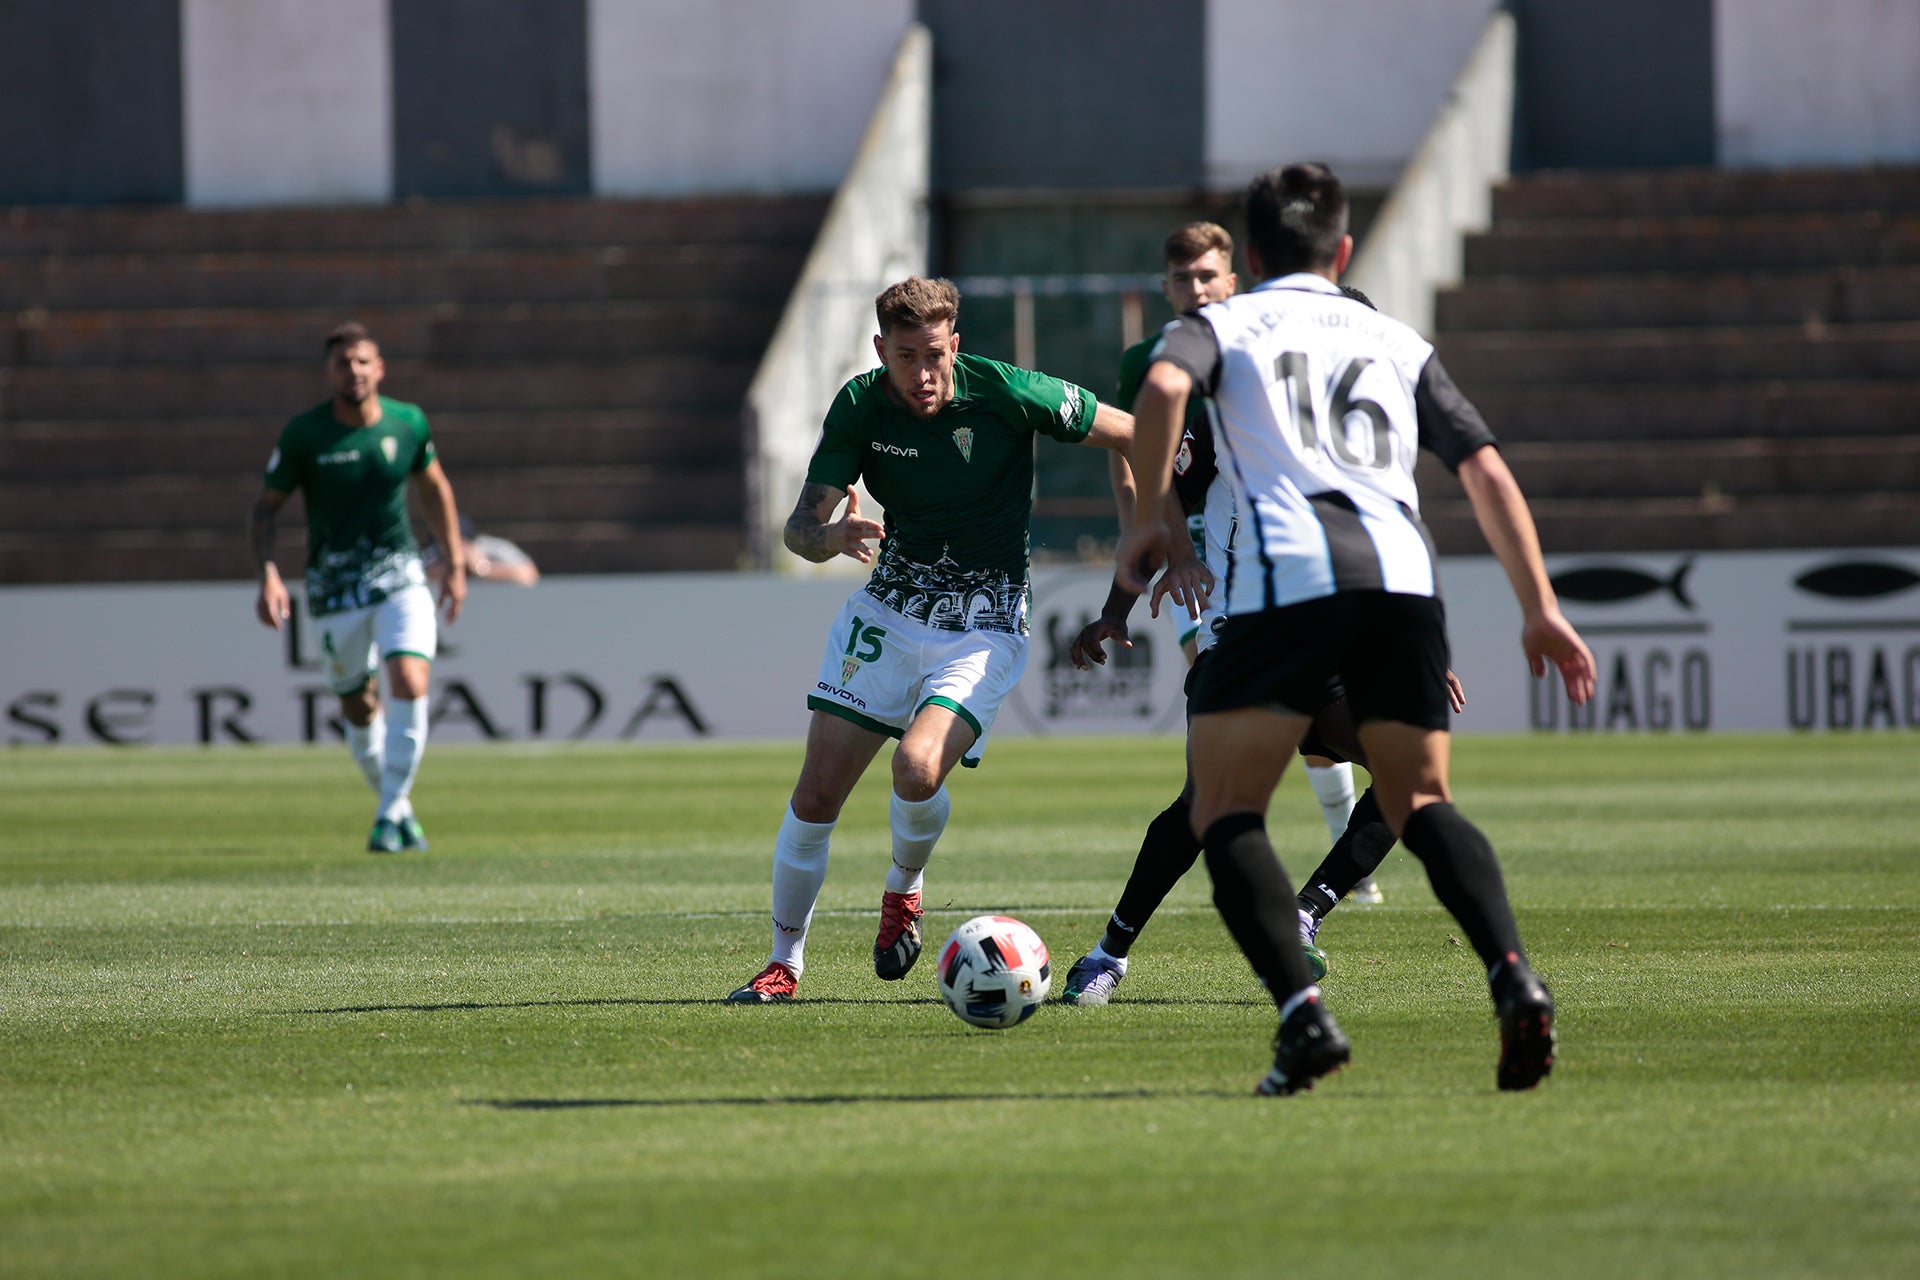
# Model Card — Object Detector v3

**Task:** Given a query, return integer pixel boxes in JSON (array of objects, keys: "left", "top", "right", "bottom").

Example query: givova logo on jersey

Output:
[{"left": 1057, "top": 384, "right": 1082, "bottom": 427}]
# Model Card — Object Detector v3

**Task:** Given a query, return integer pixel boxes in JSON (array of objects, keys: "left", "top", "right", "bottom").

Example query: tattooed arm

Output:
[{"left": 784, "top": 482, "right": 886, "bottom": 564}]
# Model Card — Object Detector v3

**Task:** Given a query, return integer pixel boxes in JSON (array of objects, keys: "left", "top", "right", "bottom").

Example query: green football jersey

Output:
[
  {"left": 1115, "top": 336, "right": 1156, "bottom": 413},
  {"left": 807, "top": 352, "right": 1098, "bottom": 633},
  {"left": 262, "top": 397, "right": 437, "bottom": 616}
]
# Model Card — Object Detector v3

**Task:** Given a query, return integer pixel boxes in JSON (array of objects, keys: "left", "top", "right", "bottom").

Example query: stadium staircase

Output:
[
  {"left": 0, "top": 196, "right": 826, "bottom": 583},
  {"left": 1421, "top": 166, "right": 1920, "bottom": 553}
]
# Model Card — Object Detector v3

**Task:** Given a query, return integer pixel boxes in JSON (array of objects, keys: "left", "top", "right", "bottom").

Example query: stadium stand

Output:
[
  {"left": 0, "top": 195, "right": 826, "bottom": 583},
  {"left": 1422, "top": 165, "right": 1920, "bottom": 553}
]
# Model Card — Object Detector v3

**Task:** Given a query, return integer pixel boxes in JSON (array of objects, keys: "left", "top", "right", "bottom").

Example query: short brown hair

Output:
[
  {"left": 323, "top": 321, "right": 375, "bottom": 357},
  {"left": 874, "top": 277, "right": 960, "bottom": 335},
  {"left": 1164, "top": 221, "right": 1233, "bottom": 267}
]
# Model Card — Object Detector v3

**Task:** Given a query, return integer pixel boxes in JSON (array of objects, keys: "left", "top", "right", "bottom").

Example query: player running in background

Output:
[
  {"left": 726, "top": 277, "right": 1134, "bottom": 1004},
  {"left": 1061, "top": 224, "right": 1387, "bottom": 1007},
  {"left": 1064, "top": 274, "right": 1456, "bottom": 1006},
  {"left": 1117, "top": 164, "right": 1595, "bottom": 1094},
  {"left": 250, "top": 322, "right": 466, "bottom": 854},
  {"left": 1121, "top": 223, "right": 1376, "bottom": 897}
]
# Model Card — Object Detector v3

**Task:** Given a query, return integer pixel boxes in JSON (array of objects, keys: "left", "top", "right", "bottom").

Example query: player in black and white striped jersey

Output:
[{"left": 1117, "top": 163, "right": 1597, "bottom": 1096}]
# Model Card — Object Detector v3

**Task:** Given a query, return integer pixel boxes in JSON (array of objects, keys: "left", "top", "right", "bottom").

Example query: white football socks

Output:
[
  {"left": 1305, "top": 760, "right": 1358, "bottom": 843},
  {"left": 884, "top": 786, "right": 949, "bottom": 895},
  {"left": 769, "top": 804, "right": 834, "bottom": 976},
  {"left": 345, "top": 713, "right": 385, "bottom": 793},
  {"left": 377, "top": 698, "right": 429, "bottom": 823}
]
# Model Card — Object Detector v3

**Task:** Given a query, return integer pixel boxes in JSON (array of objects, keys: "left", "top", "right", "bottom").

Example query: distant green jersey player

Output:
[
  {"left": 727, "top": 276, "right": 1135, "bottom": 1004},
  {"left": 251, "top": 322, "right": 466, "bottom": 855}
]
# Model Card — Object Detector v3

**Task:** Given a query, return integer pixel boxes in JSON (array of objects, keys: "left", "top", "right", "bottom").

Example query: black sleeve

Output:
[
  {"left": 1414, "top": 355, "right": 1498, "bottom": 473},
  {"left": 1170, "top": 412, "right": 1217, "bottom": 516},
  {"left": 1148, "top": 313, "right": 1224, "bottom": 396}
]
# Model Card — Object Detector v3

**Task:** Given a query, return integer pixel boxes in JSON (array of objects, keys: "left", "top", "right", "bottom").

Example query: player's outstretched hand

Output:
[
  {"left": 440, "top": 563, "right": 467, "bottom": 625},
  {"left": 255, "top": 568, "right": 290, "bottom": 631},
  {"left": 828, "top": 488, "right": 887, "bottom": 564},
  {"left": 1115, "top": 523, "right": 1167, "bottom": 596},
  {"left": 1070, "top": 616, "right": 1131, "bottom": 670},
  {"left": 1445, "top": 669, "right": 1467, "bottom": 714},
  {"left": 1150, "top": 558, "right": 1215, "bottom": 620},
  {"left": 1523, "top": 609, "right": 1596, "bottom": 705}
]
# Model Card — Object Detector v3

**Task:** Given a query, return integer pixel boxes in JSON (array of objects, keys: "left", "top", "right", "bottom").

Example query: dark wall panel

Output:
[
  {"left": 917, "top": 0, "right": 1204, "bottom": 190},
  {"left": 0, "top": 0, "right": 183, "bottom": 205},
  {"left": 1511, "top": 0, "right": 1716, "bottom": 170},
  {"left": 391, "top": 0, "right": 591, "bottom": 199}
]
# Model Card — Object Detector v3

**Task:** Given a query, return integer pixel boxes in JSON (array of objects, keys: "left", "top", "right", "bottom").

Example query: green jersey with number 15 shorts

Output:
[
  {"left": 803, "top": 352, "right": 1098, "bottom": 760},
  {"left": 808, "top": 352, "right": 1098, "bottom": 634},
  {"left": 262, "top": 397, "right": 437, "bottom": 617}
]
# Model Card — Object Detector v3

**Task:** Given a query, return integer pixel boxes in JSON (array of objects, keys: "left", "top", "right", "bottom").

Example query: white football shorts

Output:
[
  {"left": 807, "top": 592, "right": 1029, "bottom": 767},
  {"left": 316, "top": 583, "right": 439, "bottom": 696}
]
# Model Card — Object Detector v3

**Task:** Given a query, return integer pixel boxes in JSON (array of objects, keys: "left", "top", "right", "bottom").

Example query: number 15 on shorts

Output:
[{"left": 842, "top": 616, "right": 886, "bottom": 681}]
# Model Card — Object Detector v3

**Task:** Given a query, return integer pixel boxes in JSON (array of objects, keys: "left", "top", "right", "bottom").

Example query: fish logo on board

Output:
[
  {"left": 1792, "top": 560, "right": 1920, "bottom": 601},
  {"left": 1550, "top": 560, "right": 1695, "bottom": 609}
]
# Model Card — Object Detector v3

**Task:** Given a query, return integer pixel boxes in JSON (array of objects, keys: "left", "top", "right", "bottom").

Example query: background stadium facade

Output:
[{"left": 4, "top": 0, "right": 1918, "bottom": 741}]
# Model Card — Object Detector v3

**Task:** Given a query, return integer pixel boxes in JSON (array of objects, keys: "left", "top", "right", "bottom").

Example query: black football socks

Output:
[
  {"left": 1201, "top": 812, "right": 1319, "bottom": 1000},
  {"left": 1098, "top": 795, "right": 1204, "bottom": 958},
  {"left": 1398, "top": 801, "right": 1525, "bottom": 970},
  {"left": 1297, "top": 787, "right": 1398, "bottom": 920}
]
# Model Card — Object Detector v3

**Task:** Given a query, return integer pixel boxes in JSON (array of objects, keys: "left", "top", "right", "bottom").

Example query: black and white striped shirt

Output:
[{"left": 1150, "top": 273, "right": 1495, "bottom": 614}]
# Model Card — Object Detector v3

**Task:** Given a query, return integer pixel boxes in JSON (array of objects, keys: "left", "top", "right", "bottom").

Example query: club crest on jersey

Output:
[
  {"left": 381, "top": 436, "right": 398, "bottom": 464},
  {"left": 951, "top": 426, "right": 974, "bottom": 462},
  {"left": 1174, "top": 436, "right": 1193, "bottom": 475},
  {"left": 840, "top": 658, "right": 861, "bottom": 684}
]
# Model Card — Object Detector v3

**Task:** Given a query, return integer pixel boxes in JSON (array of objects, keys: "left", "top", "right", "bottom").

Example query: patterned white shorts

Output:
[
  {"left": 807, "top": 593, "right": 1028, "bottom": 767},
  {"left": 315, "top": 583, "right": 438, "bottom": 696}
]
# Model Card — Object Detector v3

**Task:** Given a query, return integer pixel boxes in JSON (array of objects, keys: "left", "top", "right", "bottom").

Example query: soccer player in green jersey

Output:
[
  {"left": 250, "top": 322, "right": 467, "bottom": 854},
  {"left": 726, "top": 277, "right": 1135, "bottom": 1003}
]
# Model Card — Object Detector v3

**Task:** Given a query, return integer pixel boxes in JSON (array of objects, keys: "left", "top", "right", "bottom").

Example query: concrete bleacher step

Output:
[
  {"left": 0, "top": 245, "right": 804, "bottom": 311},
  {"left": 1, "top": 410, "right": 742, "bottom": 476},
  {"left": 1435, "top": 267, "right": 1920, "bottom": 332},
  {"left": 2, "top": 300, "right": 778, "bottom": 366},
  {"left": 1424, "top": 491, "right": 1920, "bottom": 556},
  {"left": 1420, "top": 437, "right": 1920, "bottom": 503},
  {"left": 0, "top": 196, "right": 829, "bottom": 257},
  {"left": 1435, "top": 322, "right": 1920, "bottom": 385},
  {"left": 0, "top": 193, "right": 822, "bottom": 584},
  {"left": 1469, "top": 380, "right": 1920, "bottom": 442},
  {"left": 0, "top": 465, "right": 745, "bottom": 534},
  {"left": 1, "top": 356, "right": 756, "bottom": 419},
  {"left": 1462, "top": 213, "right": 1920, "bottom": 276},
  {"left": 0, "top": 522, "right": 748, "bottom": 584},
  {"left": 1490, "top": 167, "right": 1920, "bottom": 221},
  {"left": 1436, "top": 165, "right": 1919, "bottom": 556}
]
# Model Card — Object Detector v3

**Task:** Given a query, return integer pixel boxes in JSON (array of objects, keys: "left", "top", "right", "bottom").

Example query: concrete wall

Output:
[
  {"left": 0, "top": 0, "right": 183, "bottom": 205},
  {"left": 1716, "top": 0, "right": 1920, "bottom": 167},
  {"left": 5, "top": 1, "right": 1919, "bottom": 208},
  {"left": 1205, "top": 0, "right": 1493, "bottom": 188},
  {"left": 920, "top": 0, "right": 1205, "bottom": 190},
  {"left": 744, "top": 27, "right": 931, "bottom": 572},
  {"left": 1509, "top": 0, "right": 1716, "bottom": 170},
  {"left": 590, "top": 0, "right": 913, "bottom": 195},
  {"left": 182, "top": 0, "right": 391, "bottom": 206}
]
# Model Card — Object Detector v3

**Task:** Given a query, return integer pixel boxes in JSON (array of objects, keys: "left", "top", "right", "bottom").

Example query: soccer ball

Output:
[{"left": 936, "top": 914, "right": 1051, "bottom": 1029}]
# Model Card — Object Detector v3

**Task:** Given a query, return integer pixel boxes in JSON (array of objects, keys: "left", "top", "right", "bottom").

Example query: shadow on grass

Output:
[
  {"left": 297, "top": 996, "right": 1270, "bottom": 1014},
  {"left": 466, "top": 1087, "right": 1245, "bottom": 1110},
  {"left": 295, "top": 996, "right": 938, "bottom": 1014}
]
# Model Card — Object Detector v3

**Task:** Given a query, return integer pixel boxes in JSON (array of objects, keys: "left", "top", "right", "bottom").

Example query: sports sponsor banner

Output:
[{"left": 4, "top": 549, "right": 1917, "bottom": 747}]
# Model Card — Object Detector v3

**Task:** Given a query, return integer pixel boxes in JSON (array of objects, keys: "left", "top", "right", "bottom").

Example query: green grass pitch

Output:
[{"left": 3, "top": 733, "right": 1917, "bottom": 1278}]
